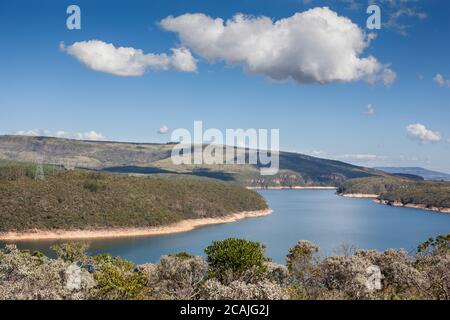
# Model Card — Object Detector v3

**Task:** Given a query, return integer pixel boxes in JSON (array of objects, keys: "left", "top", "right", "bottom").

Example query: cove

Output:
[{"left": 2, "top": 190, "right": 449, "bottom": 264}]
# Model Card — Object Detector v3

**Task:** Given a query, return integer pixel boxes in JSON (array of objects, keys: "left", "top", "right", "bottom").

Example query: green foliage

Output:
[
  {"left": 286, "top": 241, "right": 320, "bottom": 290},
  {"left": 0, "top": 160, "right": 64, "bottom": 181},
  {"left": 339, "top": 176, "right": 450, "bottom": 209},
  {"left": 417, "top": 234, "right": 450, "bottom": 255},
  {"left": 32, "top": 251, "right": 45, "bottom": 259},
  {"left": 92, "top": 254, "right": 149, "bottom": 300},
  {"left": 0, "top": 164, "right": 267, "bottom": 232},
  {"left": 205, "top": 238, "right": 267, "bottom": 283},
  {"left": 0, "top": 135, "right": 383, "bottom": 188},
  {"left": 1, "top": 234, "right": 449, "bottom": 300},
  {"left": 286, "top": 240, "right": 319, "bottom": 272},
  {"left": 169, "top": 251, "right": 195, "bottom": 260},
  {"left": 51, "top": 242, "right": 89, "bottom": 262},
  {"left": 83, "top": 181, "right": 106, "bottom": 193}
]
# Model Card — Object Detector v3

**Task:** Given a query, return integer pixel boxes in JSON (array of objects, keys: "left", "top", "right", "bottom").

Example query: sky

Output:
[{"left": 0, "top": 0, "right": 449, "bottom": 172}]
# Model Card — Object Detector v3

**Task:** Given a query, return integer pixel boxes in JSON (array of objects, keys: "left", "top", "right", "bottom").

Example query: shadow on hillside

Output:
[
  {"left": 189, "top": 169, "right": 236, "bottom": 181},
  {"left": 103, "top": 166, "right": 174, "bottom": 174},
  {"left": 102, "top": 166, "right": 236, "bottom": 182}
]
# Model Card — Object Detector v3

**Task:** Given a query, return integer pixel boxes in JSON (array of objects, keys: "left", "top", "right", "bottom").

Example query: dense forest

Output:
[
  {"left": 338, "top": 176, "right": 450, "bottom": 210},
  {"left": 0, "top": 161, "right": 267, "bottom": 232}
]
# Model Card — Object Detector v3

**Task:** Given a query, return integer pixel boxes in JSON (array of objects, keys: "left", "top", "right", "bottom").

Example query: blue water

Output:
[{"left": 3, "top": 190, "right": 450, "bottom": 264}]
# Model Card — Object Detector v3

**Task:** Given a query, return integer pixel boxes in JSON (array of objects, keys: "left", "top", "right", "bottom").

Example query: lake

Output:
[{"left": 3, "top": 190, "right": 450, "bottom": 264}]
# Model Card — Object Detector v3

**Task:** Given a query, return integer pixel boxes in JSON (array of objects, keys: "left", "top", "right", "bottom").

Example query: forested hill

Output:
[
  {"left": 0, "top": 162, "right": 267, "bottom": 232},
  {"left": 0, "top": 135, "right": 385, "bottom": 187},
  {"left": 338, "top": 176, "right": 450, "bottom": 211}
]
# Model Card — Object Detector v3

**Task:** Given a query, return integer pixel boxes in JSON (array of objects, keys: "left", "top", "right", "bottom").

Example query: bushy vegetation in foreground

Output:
[
  {"left": 338, "top": 176, "right": 450, "bottom": 209},
  {"left": 0, "top": 168, "right": 267, "bottom": 232},
  {"left": 0, "top": 235, "right": 448, "bottom": 300}
]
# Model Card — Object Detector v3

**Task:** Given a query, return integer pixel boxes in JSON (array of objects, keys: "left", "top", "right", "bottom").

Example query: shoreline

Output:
[
  {"left": 247, "top": 186, "right": 337, "bottom": 190},
  {"left": 373, "top": 199, "right": 450, "bottom": 214},
  {"left": 0, "top": 209, "right": 273, "bottom": 241},
  {"left": 339, "top": 193, "right": 380, "bottom": 198},
  {"left": 340, "top": 193, "right": 449, "bottom": 213}
]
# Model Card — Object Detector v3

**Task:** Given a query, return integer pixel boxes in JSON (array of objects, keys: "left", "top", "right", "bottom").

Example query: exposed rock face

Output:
[{"left": 374, "top": 199, "right": 450, "bottom": 214}]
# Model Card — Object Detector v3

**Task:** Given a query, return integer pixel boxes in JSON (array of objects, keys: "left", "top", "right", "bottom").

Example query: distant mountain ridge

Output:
[
  {"left": 0, "top": 135, "right": 387, "bottom": 187},
  {"left": 375, "top": 167, "right": 450, "bottom": 182}
]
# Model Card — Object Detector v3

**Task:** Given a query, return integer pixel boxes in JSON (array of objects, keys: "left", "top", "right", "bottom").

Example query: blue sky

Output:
[{"left": 1, "top": 0, "right": 449, "bottom": 172}]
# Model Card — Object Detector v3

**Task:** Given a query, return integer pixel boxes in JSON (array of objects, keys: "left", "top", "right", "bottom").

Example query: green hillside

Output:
[
  {"left": 338, "top": 176, "right": 450, "bottom": 210},
  {"left": 0, "top": 135, "right": 385, "bottom": 187},
  {"left": 0, "top": 162, "right": 267, "bottom": 232}
]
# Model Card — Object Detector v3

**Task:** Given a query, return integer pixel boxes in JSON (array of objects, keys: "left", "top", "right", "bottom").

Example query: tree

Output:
[
  {"left": 51, "top": 242, "right": 89, "bottom": 262},
  {"left": 205, "top": 238, "right": 267, "bottom": 284}
]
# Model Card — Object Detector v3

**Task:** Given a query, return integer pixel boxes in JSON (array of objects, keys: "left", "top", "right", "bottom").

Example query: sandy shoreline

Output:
[
  {"left": 340, "top": 193, "right": 449, "bottom": 213},
  {"left": 340, "top": 193, "right": 380, "bottom": 198},
  {"left": 248, "top": 186, "right": 337, "bottom": 190},
  {"left": 0, "top": 209, "right": 273, "bottom": 241},
  {"left": 373, "top": 199, "right": 450, "bottom": 214}
]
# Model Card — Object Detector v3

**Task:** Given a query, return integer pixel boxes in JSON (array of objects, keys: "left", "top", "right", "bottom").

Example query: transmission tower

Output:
[{"left": 35, "top": 156, "right": 45, "bottom": 180}]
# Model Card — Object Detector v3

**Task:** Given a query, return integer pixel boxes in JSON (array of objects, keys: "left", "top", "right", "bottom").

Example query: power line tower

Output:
[{"left": 35, "top": 156, "right": 45, "bottom": 180}]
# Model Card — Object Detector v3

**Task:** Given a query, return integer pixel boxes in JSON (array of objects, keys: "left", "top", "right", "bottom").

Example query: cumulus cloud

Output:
[
  {"left": 158, "top": 125, "right": 169, "bottom": 134},
  {"left": 160, "top": 8, "right": 396, "bottom": 85},
  {"left": 15, "top": 129, "right": 106, "bottom": 141},
  {"left": 433, "top": 73, "right": 450, "bottom": 88},
  {"left": 406, "top": 123, "right": 441, "bottom": 144},
  {"left": 61, "top": 40, "right": 197, "bottom": 76},
  {"left": 364, "top": 104, "right": 375, "bottom": 115}
]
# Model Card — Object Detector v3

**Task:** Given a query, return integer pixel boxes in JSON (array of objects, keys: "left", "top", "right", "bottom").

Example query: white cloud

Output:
[
  {"left": 301, "top": 0, "right": 361, "bottom": 10},
  {"left": 364, "top": 104, "right": 375, "bottom": 115},
  {"left": 433, "top": 73, "right": 450, "bottom": 87},
  {"left": 61, "top": 40, "right": 197, "bottom": 76},
  {"left": 335, "top": 154, "right": 388, "bottom": 161},
  {"left": 160, "top": 8, "right": 396, "bottom": 85},
  {"left": 14, "top": 129, "right": 106, "bottom": 141},
  {"left": 158, "top": 125, "right": 169, "bottom": 134},
  {"left": 15, "top": 129, "right": 43, "bottom": 136},
  {"left": 303, "top": 150, "right": 386, "bottom": 162},
  {"left": 301, "top": 148, "right": 425, "bottom": 167},
  {"left": 406, "top": 123, "right": 441, "bottom": 144},
  {"left": 309, "top": 150, "right": 328, "bottom": 157}
]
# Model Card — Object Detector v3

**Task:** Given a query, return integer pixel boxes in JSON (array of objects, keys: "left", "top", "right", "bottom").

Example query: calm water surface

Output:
[{"left": 3, "top": 190, "right": 450, "bottom": 264}]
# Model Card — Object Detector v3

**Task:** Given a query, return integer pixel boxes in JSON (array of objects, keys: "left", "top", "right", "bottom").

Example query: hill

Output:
[
  {"left": 0, "top": 135, "right": 385, "bottom": 187},
  {"left": 338, "top": 176, "right": 450, "bottom": 212},
  {"left": 0, "top": 162, "right": 267, "bottom": 233},
  {"left": 375, "top": 167, "right": 450, "bottom": 182}
]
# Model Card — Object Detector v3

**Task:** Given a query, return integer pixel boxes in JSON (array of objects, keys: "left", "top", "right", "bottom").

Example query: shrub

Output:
[
  {"left": 204, "top": 238, "right": 267, "bottom": 284},
  {"left": 286, "top": 241, "right": 320, "bottom": 291},
  {"left": 51, "top": 242, "right": 89, "bottom": 262},
  {"left": 319, "top": 255, "right": 373, "bottom": 299},
  {"left": 200, "top": 279, "right": 288, "bottom": 300},
  {"left": 169, "top": 251, "right": 195, "bottom": 260},
  {"left": 264, "top": 262, "right": 290, "bottom": 286},
  {"left": 0, "top": 245, "right": 94, "bottom": 300},
  {"left": 417, "top": 234, "right": 450, "bottom": 255},
  {"left": 147, "top": 255, "right": 208, "bottom": 299},
  {"left": 93, "top": 265, "right": 149, "bottom": 300},
  {"left": 90, "top": 254, "right": 149, "bottom": 300},
  {"left": 83, "top": 181, "right": 106, "bottom": 193}
]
